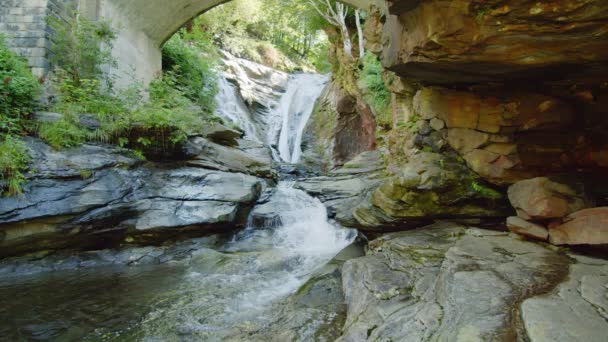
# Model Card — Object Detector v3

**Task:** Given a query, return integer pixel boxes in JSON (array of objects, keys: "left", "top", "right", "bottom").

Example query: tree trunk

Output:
[{"left": 355, "top": 10, "right": 365, "bottom": 59}]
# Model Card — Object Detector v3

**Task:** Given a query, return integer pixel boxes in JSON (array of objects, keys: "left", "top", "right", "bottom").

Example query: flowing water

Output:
[
  {"left": 275, "top": 74, "right": 329, "bottom": 163},
  {"left": 214, "top": 76, "right": 262, "bottom": 142},
  {"left": 0, "top": 65, "right": 351, "bottom": 340}
]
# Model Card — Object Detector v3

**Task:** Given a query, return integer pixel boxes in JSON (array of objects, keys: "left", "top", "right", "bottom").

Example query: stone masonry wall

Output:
[{"left": 0, "top": 0, "right": 75, "bottom": 78}]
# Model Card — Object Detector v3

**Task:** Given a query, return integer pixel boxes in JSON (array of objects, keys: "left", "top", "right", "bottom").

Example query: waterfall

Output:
[
  {"left": 214, "top": 76, "right": 262, "bottom": 142},
  {"left": 275, "top": 74, "right": 329, "bottom": 164}
]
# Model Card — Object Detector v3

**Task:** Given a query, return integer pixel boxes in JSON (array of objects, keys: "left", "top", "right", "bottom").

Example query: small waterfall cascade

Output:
[
  {"left": 214, "top": 76, "right": 262, "bottom": 141},
  {"left": 275, "top": 74, "right": 329, "bottom": 163}
]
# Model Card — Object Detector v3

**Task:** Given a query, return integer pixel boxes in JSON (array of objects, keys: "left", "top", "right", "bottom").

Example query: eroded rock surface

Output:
[
  {"left": 0, "top": 138, "right": 266, "bottom": 257},
  {"left": 339, "top": 222, "right": 608, "bottom": 341}
]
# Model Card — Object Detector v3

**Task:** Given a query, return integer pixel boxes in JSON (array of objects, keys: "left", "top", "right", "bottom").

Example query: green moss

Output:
[{"left": 470, "top": 180, "right": 502, "bottom": 200}]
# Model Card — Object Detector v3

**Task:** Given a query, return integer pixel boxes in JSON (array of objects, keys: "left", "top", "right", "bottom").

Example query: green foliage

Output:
[
  {"left": 0, "top": 35, "right": 40, "bottom": 135},
  {"left": 161, "top": 34, "right": 218, "bottom": 112},
  {"left": 48, "top": 10, "right": 116, "bottom": 84},
  {"left": 0, "top": 135, "right": 30, "bottom": 196},
  {"left": 197, "top": 0, "right": 331, "bottom": 72},
  {"left": 358, "top": 53, "right": 391, "bottom": 128},
  {"left": 37, "top": 117, "right": 86, "bottom": 150}
]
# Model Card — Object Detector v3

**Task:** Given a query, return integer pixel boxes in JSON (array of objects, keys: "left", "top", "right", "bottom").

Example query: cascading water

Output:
[
  {"left": 214, "top": 76, "right": 262, "bottom": 141},
  {"left": 275, "top": 74, "right": 329, "bottom": 163},
  {"left": 0, "top": 59, "right": 349, "bottom": 341}
]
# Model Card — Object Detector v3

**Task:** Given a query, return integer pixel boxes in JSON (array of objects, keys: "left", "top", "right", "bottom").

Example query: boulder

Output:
[
  {"left": 339, "top": 222, "right": 608, "bottom": 341},
  {"left": 506, "top": 216, "right": 548, "bottom": 241},
  {"left": 549, "top": 207, "right": 608, "bottom": 245},
  {"left": 0, "top": 138, "right": 265, "bottom": 258},
  {"left": 186, "top": 137, "right": 273, "bottom": 178},
  {"left": 200, "top": 122, "right": 243, "bottom": 147},
  {"left": 508, "top": 177, "right": 592, "bottom": 220}
]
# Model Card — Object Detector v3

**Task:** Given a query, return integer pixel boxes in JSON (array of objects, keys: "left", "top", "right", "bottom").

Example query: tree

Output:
[
  {"left": 355, "top": 9, "right": 364, "bottom": 59},
  {"left": 307, "top": 0, "right": 353, "bottom": 59}
]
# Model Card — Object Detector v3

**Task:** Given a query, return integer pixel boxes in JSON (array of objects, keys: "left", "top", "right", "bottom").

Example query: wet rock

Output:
[
  {"left": 549, "top": 207, "right": 608, "bottom": 245},
  {"left": 0, "top": 138, "right": 265, "bottom": 258},
  {"left": 186, "top": 137, "right": 273, "bottom": 178},
  {"left": 508, "top": 177, "right": 592, "bottom": 220},
  {"left": 339, "top": 222, "right": 608, "bottom": 341},
  {"left": 506, "top": 216, "right": 548, "bottom": 241}
]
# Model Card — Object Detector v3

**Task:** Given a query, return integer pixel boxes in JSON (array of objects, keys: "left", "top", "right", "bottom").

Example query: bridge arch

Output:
[{"left": 94, "top": 0, "right": 371, "bottom": 86}]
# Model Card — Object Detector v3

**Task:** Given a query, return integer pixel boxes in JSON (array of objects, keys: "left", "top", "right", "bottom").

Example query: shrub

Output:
[
  {"left": 37, "top": 117, "right": 86, "bottom": 150},
  {"left": 0, "top": 35, "right": 40, "bottom": 134},
  {"left": 358, "top": 52, "right": 391, "bottom": 129},
  {"left": 0, "top": 135, "right": 30, "bottom": 196},
  {"left": 161, "top": 34, "right": 218, "bottom": 113}
]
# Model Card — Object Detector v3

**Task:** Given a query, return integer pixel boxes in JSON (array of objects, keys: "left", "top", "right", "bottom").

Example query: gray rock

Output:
[
  {"left": 521, "top": 254, "right": 608, "bottom": 342},
  {"left": 0, "top": 138, "right": 265, "bottom": 258},
  {"left": 186, "top": 137, "right": 273, "bottom": 178},
  {"left": 338, "top": 222, "right": 606, "bottom": 342},
  {"left": 200, "top": 122, "right": 243, "bottom": 146}
]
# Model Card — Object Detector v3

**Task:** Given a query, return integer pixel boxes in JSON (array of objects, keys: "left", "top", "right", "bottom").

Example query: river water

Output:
[{"left": 0, "top": 67, "right": 353, "bottom": 340}]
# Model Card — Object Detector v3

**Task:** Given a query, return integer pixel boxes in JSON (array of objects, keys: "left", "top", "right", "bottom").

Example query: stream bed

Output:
[{"left": 0, "top": 183, "right": 356, "bottom": 341}]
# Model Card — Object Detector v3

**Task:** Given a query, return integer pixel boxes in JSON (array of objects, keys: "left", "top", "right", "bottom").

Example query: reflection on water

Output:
[{"left": 0, "top": 264, "right": 187, "bottom": 341}]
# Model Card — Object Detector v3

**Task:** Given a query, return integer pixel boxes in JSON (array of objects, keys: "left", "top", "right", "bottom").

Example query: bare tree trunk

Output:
[
  {"left": 355, "top": 9, "right": 365, "bottom": 59},
  {"left": 336, "top": 3, "right": 353, "bottom": 59}
]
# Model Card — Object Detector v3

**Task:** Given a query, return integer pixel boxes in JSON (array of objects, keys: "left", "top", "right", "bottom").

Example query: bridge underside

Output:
[{"left": 98, "top": 0, "right": 370, "bottom": 87}]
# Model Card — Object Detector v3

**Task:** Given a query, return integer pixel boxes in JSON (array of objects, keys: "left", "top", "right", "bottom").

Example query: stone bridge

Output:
[{"left": 0, "top": 0, "right": 372, "bottom": 85}]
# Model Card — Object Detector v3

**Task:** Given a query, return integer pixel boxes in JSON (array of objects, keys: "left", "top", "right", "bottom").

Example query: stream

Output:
[{"left": 0, "top": 67, "right": 355, "bottom": 341}]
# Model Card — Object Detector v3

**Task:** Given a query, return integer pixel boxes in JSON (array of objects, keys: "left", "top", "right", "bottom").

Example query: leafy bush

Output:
[
  {"left": 0, "top": 35, "right": 40, "bottom": 134},
  {"left": 358, "top": 52, "right": 391, "bottom": 128},
  {"left": 161, "top": 34, "right": 218, "bottom": 113},
  {"left": 0, "top": 135, "right": 30, "bottom": 196}
]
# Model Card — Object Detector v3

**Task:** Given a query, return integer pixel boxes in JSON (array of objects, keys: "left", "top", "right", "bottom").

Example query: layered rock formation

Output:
[{"left": 0, "top": 136, "right": 270, "bottom": 258}]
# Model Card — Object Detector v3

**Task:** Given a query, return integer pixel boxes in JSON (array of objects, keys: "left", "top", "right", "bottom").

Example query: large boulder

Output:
[
  {"left": 549, "top": 207, "right": 608, "bottom": 245},
  {"left": 186, "top": 137, "right": 273, "bottom": 178},
  {"left": 508, "top": 177, "right": 592, "bottom": 220},
  {"left": 339, "top": 222, "right": 608, "bottom": 341},
  {"left": 0, "top": 138, "right": 264, "bottom": 258}
]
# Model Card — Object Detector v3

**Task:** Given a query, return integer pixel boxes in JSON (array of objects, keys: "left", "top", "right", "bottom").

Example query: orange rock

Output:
[
  {"left": 549, "top": 207, "right": 608, "bottom": 245},
  {"left": 507, "top": 216, "right": 548, "bottom": 241}
]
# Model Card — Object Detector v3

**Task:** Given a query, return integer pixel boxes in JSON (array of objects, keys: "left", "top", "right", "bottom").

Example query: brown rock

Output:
[
  {"left": 381, "top": 0, "right": 608, "bottom": 85},
  {"left": 549, "top": 207, "right": 608, "bottom": 245},
  {"left": 508, "top": 177, "right": 591, "bottom": 220},
  {"left": 507, "top": 216, "right": 548, "bottom": 241},
  {"left": 447, "top": 128, "right": 489, "bottom": 154}
]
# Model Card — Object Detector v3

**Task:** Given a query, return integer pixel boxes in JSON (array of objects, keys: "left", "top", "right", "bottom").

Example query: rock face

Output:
[
  {"left": 339, "top": 222, "right": 608, "bottom": 341},
  {"left": 0, "top": 138, "right": 266, "bottom": 258},
  {"left": 379, "top": 0, "right": 608, "bottom": 85},
  {"left": 411, "top": 87, "right": 608, "bottom": 185},
  {"left": 301, "top": 82, "right": 377, "bottom": 171},
  {"left": 350, "top": 152, "right": 510, "bottom": 231}
]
